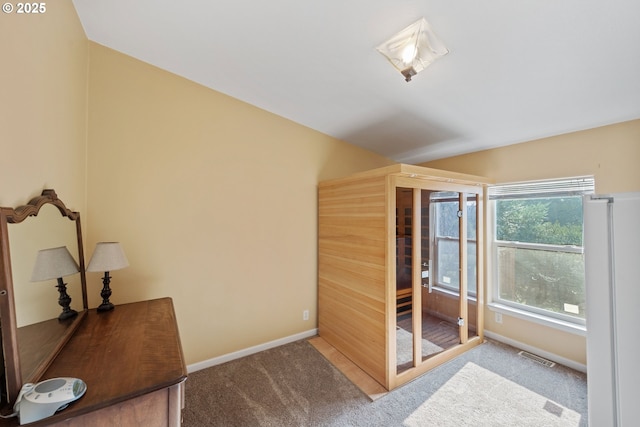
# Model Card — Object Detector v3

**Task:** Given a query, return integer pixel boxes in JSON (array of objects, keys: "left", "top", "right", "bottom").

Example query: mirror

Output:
[
  {"left": 0, "top": 190, "right": 88, "bottom": 406},
  {"left": 10, "top": 204, "right": 84, "bottom": 326}
]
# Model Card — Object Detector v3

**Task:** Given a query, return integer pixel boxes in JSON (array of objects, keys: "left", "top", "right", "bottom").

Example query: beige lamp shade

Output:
[
  {"left": 376, "top": 17, "right": 449, "bottom": 82},
  {"left": 31, "top": 246, "right": 79, "bottom": 282},
  {"left": 86, "top": 242, "right": 129, "bottom": 272}
]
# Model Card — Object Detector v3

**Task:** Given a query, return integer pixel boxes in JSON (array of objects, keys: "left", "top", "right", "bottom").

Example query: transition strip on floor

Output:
[{"left": 308, "top": 336, "right": 388, "bottom": 401}]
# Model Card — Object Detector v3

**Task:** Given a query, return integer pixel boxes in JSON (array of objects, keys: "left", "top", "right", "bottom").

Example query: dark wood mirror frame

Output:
[{"left": 0, "top": 189, "right": 88, "bottom": 406}]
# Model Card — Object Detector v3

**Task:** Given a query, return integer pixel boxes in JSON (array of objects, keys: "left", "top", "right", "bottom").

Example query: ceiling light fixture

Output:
[{"left": 377, "top": 17, "right": 449, "bottom": 82}]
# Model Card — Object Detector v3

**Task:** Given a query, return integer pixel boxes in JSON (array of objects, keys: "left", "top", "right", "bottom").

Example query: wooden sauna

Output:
[{"left": 318, "top": 164, "right": 491, "bottom": 390}]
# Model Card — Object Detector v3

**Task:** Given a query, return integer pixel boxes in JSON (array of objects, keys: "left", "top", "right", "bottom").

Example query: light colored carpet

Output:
[
  {"left": 183, "top": 338, "right": 587, "bottom": 426},
  {"left": 402, "top": 361, "right": 581, "bottom": 426},
  {"left": 396, "top": 326, "right": 444, "bottom": 366}
]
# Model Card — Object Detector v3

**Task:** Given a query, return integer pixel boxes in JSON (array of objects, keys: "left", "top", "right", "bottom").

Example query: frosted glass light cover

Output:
[{"left": 377, "top": 17, "right": 449, "bottom": 82}]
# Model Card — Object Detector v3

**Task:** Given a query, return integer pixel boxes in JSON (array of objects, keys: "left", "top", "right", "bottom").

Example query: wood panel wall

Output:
[
  {"left": 319, "top": 164, "right": 491, "bottom": 390},
  {"left": 318, "top": 175, "right": 388, "bottom": 385}
]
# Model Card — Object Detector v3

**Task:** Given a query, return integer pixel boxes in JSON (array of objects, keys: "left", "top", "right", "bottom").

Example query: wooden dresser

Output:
[{"left": 1, "top": 298, "right": 187, "bottom": 426}]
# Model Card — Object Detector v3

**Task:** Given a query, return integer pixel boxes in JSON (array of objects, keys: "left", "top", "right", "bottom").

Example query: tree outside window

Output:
[{"left": 493, "top": 189, "right": 590, "bottom": 322}]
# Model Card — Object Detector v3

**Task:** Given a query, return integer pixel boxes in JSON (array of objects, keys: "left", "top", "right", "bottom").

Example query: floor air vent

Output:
[{"left": 518, "top": 351, "right": 556, "bottom": 368}]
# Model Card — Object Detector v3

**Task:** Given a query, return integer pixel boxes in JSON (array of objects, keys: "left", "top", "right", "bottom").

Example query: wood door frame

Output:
[{"left": 388, "top": 176, "right": 485, "bottom": 389}]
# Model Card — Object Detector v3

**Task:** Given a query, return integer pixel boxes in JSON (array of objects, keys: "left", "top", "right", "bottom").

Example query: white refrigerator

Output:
[{"left": 584, "top": 192, "right": 640, "bottom": 427}]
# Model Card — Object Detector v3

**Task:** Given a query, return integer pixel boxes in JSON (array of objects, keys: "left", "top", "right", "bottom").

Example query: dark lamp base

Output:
[
  {"left": 58, "top": 308, "right": 78, "bottom": 321},
  {"left": 56, "top": 278, "right": 77, "bottom": 321},
  {"left": 97, "top": 271, "right": 115, "bottom": 312},
  {"left": 98, "top": 302, "right": 115, "bottom": 312}
]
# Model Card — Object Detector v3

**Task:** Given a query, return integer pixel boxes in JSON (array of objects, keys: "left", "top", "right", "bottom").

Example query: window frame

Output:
[
  {"left": 432, "top": 194, "right": 478, "bottom": 297},
  {"left": 488, "top": 177, "right": 594, "bottom": 332}
]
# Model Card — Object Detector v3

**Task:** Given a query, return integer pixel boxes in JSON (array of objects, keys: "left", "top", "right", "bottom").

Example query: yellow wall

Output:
[
  {"left": 423, "top": 120, "right": 640, "bottom": 193},
  {"left": 0, "top": 1, "right": 88, "bottom": 209},
  {"left": 0, "top": 2, "right": 87, "bottom": 319},
  {"left": 422, "top": 119, "right": 640, "bottom": 365},
  {"left": 0, "top": 0, "right": 392, "bottom": 368},
  {"left": 85, "top": 43, "right": 394, "bottom": 365}
]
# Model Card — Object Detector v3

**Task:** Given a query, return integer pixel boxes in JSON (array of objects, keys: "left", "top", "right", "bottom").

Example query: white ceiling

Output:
[{"left": 71, "top": 0, "right": 640, "bottom": 163}]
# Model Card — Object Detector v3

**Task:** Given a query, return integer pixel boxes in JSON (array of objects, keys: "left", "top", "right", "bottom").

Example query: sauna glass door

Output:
[
  {"left": 395, "top": 187, "right": 416, "bottom": 373},
  {"left": 395, "top": 187, "right": 479, "bottom": 374}
]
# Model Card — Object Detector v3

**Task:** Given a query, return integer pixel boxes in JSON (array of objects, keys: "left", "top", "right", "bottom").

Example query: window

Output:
[
  {"left": 433, "top": 192, "right": 477, "bottom": 295},
  {"left": 489, "top": 177, "right": 595, "bottom": 325}
]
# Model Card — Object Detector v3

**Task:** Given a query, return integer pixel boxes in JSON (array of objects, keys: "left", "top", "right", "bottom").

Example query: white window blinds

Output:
[{"left": 488, "top": 177, "right": 595, "bottom": 200}]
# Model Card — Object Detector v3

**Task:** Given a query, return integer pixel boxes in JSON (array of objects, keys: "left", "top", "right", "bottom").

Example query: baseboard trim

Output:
[
  {"left": 187, "top": 328, "right": 585, "bottom": 374},
  {"left": 187, "top": 328, "right": 319, "bottom": 373},
  {"left": 484, "top": 330, "right": 587, "bottom": 373}
]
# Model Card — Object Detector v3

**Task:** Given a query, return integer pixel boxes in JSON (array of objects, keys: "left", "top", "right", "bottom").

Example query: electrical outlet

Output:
[
  {"left": 495, "top": 312, "right": 503, "bottom": 324},
  {"left": 303, "top": 309, "right": 309, "bottom": 321}
]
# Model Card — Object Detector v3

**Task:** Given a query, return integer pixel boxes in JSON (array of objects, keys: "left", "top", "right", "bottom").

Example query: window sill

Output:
[{"left": 488, "top": 303, "right": 587, "bottom": 337}]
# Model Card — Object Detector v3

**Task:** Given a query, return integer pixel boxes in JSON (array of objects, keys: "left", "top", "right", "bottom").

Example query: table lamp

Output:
[
  {"left": 30, "top": 246, "right": 80, "bottom": 320},
  {"left": 86, "top": 242, "right": 129, "bottom": 311}
]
